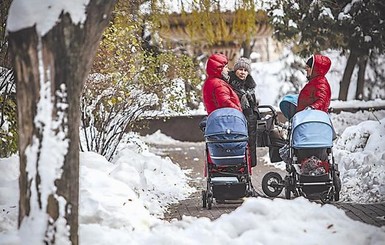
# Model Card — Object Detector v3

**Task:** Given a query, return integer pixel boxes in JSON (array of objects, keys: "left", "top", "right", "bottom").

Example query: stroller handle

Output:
[
  {"left": 257, "top": 105, "right": 278, "bottom": 119},
  {"left": 257, "top": 104, "right": 290, "bottom": 130},
  {"left": 205, "top": 137, "right": 249, "bottom": 143}
]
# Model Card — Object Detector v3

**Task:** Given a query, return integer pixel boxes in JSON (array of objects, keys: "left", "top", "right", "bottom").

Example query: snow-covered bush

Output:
[{"left": 0, "top": 68, "right": 17, "bottom": 157}]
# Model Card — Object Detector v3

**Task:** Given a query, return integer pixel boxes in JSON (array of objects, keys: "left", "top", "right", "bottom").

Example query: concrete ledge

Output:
[
  {"left": 134, "top": 106, "right": 385, "bottom": 142},
  {"left": 134, "top": 115, "right": 207, "bottom": 142},
  {"left": 134, "top": 110, "right": 284, "bottom": 142}
]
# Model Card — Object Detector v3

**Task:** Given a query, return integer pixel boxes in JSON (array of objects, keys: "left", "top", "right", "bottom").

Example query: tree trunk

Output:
[
  {"left": 8, "top": 1, "right": 116, "bottom": 244},
  {"left": 0, "top": 0, "right": 12, "bottom": 68},
  {"left": 355, "top": 54, "right": 368, "bottom": 100},
  {"left": 338, "top": 51, "right": 358, "bottom": 101},
  {"left": 241, "top": 39, "right": 252, "bottom": 58}
]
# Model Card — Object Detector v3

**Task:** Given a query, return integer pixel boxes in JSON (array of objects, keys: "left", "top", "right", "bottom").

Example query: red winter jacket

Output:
[
  {"left": 202, "top": 54, "right": 242, "bottom": 114},
  {"left": 297, "top": 54, "right": 332, "bottom": 112}
]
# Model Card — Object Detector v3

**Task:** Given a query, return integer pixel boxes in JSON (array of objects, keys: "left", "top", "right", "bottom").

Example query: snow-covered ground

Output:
[
  {"left": 1, "top": 48, "right": 385, "bottom": 243},
  {"left": 2, "top": 0, "right": 385, "bottom": 243},
  {"left": 1, "top": 108, "right": 385, "bottom": 244}
]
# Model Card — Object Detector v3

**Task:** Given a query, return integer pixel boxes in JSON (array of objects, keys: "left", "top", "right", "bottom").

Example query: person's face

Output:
[
  {"left": 235, "top": 68, "right": 248, "bottom": 81},
  {"left": 305, "top": 65, "right": 312, "bottom": 78},
  {"left": 222, "top": 64, "right": 229, "bottom": 75}
]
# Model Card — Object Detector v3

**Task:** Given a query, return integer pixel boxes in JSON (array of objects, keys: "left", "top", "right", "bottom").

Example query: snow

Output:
[
  {"left": 1, "top": 43, "right": 385, "bottom": 245},
  {"left": 7, "top": 0, "right": 89, "bottom": 36},
  {"left": 320, "top": 7, "right": 334, "bottom": 20},
  {"left": 2, "top": 0, "right": 385, "bottom": 244},
  {"left": 1, "top": 109, "right": 385, "bottom": 244},
  {"left": 334, "top": 118, "right": 385, "bottom": 203},
  {"left": 142, "top": 0, "right": 274, "bottom": 14}
]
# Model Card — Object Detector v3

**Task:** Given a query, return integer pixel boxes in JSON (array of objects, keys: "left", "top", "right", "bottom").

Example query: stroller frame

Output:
[
  {"left": 282, "top": 146, "right": 341, "bottom": 203},
  {"left": 260, "top": 97, "right": 341, "bottom": 204},
  {"left": 201, "top": 108, "right": 256, "bottom": 210}
]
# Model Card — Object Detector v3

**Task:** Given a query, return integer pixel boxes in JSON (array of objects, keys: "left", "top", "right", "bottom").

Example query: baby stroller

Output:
[
  {"left": 256, "top": 104, "right": 288, "bottom": 162},
  {"left": 201, "top": 108, "right": 255, "bottom": 209},
  {"left": 261, "top": 95, "right": 341, "bottom": 203}
]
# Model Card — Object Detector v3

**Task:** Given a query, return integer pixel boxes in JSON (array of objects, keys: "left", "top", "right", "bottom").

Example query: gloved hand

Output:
[
  {"left": 243, "top": 108, "right": 253, "bottom": 117},
  {"left": 240, "top": 93, "right": 250, "bottom": 109},
  {"left": 246, "top": 92, "right": 253, "bottom": 102},
  {"left": 253, "top": 106, "right": 261, "bottom": 119},
  {"left": 238, "top": 88, "right": 246, "bottom": 95}
]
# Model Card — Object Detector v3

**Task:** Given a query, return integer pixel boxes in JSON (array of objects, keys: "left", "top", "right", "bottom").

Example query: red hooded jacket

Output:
[
  {"left": 297, "top": 54, "right": 332, "bottom": 112},
  {"left": 202, "top": 54, "right": 242, "bottom": 114}
]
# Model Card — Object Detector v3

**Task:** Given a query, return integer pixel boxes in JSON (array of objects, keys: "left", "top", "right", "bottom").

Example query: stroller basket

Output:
[
  {"left": 299, "top": 174, "right": 332, "bottom": 195},
  {"left": 211, "top": 177, "right": 247, "bottom": 200},
  {"left": 205, "top": 108, "right": 248, "bottom": 166}
]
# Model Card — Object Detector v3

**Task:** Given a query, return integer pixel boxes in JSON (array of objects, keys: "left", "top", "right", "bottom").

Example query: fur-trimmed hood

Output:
[{"left": 228, "top": 71, "right": 256, "bottom": 91}]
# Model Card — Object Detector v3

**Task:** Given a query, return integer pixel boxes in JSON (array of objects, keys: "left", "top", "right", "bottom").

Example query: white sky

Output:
[{"left": 7, "top": 0, "right": 89, "bottom": 36}]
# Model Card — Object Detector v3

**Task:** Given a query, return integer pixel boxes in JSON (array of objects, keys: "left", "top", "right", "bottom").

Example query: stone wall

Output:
[{"left": 133, "top": 106, "right": 385, "bottom": 142}]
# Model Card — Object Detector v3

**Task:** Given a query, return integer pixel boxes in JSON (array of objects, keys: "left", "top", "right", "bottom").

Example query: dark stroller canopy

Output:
[
  {"left": 279, "top": 94, "right": 298, "bottom": 120},
  {"left": 205, "top": 108, "right": 248, "bottom": 137}
]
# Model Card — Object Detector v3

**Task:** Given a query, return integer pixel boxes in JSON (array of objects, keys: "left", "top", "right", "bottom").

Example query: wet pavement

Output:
[{"left": 150, "top": 141, "right": 385, "bottom": 227}]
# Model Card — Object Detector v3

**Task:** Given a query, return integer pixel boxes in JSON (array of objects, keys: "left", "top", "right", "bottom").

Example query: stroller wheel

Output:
[
  {"left": 202, "top": 190, "right": 207, "bottom": 208},
  {"left": 246, "top": 187, "right": 255, "bottom": 197},
  {"left": 334, "top": 192, "right": 340, "bottom": 202},
  {"left": 207, "top": 196, "right": 213, "bottom": 210},
  {"left": 206, "top": 191, "right": 213, "bottom": 210},
  {"left": 284, "top": 176, "right": 292, "bottom": 199},
  {"left": 262, "top": 172, "right": 283, "bottom": 197},
  {"left": 333, "top": 171, "right": 342, "bottom": 201},
  {"left": 320, "top": 191, "right": 332, "bottom": 204},
  {"left": 284, "top": 187, "right": 291, "bottom": 199}
]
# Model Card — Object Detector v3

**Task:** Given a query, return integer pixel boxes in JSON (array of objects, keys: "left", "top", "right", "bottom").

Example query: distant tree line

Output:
[
  {"left": 268, "top": 0, "right": 385, "bottom": 101},
  {"left": 0, "top": 0, "right": 16, "bottom": 157}
]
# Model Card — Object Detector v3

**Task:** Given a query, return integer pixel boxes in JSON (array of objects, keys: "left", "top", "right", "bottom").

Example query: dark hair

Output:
[{"left": 306, "top": 56, "right": 313, "bottom": 68}]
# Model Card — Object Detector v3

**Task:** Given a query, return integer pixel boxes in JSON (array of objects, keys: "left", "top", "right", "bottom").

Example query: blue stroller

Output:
[
  {"left": 261, "top": 95, "right": 341, "bottom": 203},
  {"left": 202, "top": 108, "right": 255, "bottom": 209}
]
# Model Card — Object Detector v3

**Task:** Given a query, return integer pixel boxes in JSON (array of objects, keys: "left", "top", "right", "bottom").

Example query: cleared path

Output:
[{"left": 149, "top": 141, "right": 385, "bottom": 227}]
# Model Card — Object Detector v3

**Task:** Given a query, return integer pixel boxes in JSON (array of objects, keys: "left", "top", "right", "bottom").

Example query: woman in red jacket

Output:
[
  {"left": 202, "top": 53, "right": 242, "bottom": 115},
  {"left": 297, "top": 54, "right": 332, "bottom": 112},
  {"left": 296, "top": 54, "right": 335, "bottom": 163}
]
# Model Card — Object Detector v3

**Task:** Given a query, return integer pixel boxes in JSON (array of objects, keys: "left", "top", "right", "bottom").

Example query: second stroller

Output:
[{"left": 261, "top": 95, "right": 341, "bottom": 203}]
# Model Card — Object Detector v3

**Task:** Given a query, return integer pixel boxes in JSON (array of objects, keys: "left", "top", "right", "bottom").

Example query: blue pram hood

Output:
[
  {"left": 204, "top": 108, "right": 248, "bottom": 137},
  {"left": 291, "top": 110, "right": 334, "bottom": 148},
  {"left": 204, "top": 108, "right": 248, "bottom": 166}
]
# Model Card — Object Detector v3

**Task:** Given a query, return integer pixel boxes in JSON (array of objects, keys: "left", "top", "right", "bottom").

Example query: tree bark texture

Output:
[
  {"left": 338, "top": 51, "right": 358, "bottom": 101},
  {"left": 0, "top": 0, "right": 12, "bottom": 68},
  {"left": 8, "top": 1, "right": 116, "bottom": 244},
  {"left": 241, "top": 39, "right": 252, "bottom": 59},
  {"left": 355, "top": 54, "right": 368, "bottom": 100}
]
